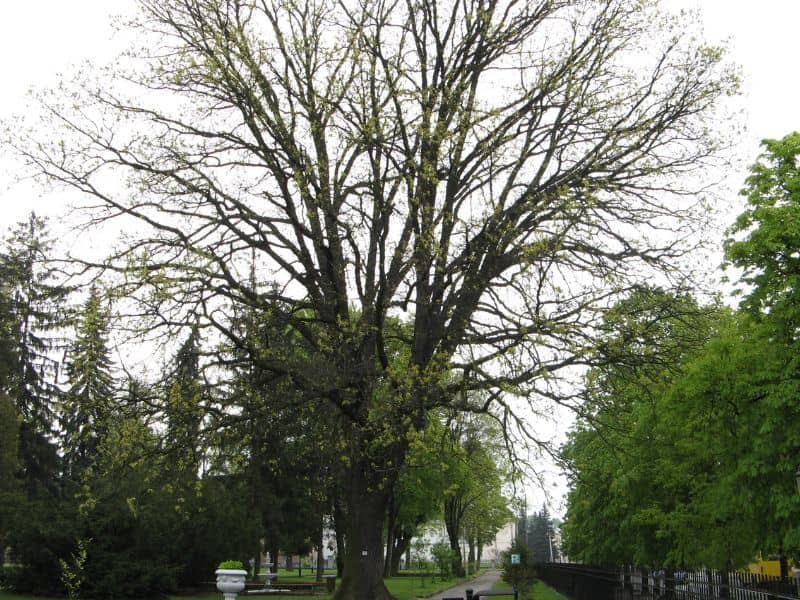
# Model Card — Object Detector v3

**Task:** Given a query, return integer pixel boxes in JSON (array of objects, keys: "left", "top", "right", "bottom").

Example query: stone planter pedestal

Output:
[{"left": 215, "top": 569, "right": 247, "bottom": 600}]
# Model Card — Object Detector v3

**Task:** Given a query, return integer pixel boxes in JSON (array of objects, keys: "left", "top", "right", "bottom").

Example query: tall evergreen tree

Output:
[
  {"left": 164, "top": 324, "right": 205, "bottom": 480},
  {"left": 0, "top": 278, "right": 16, "bottom": 390},
  {"left": 61, "top": 286, "right": 116, "bottom": 479},
  {"left": 527, "top": 505, "right": 554, "bottom": 563},
  {"left": 161, "top": 325, "right": 214, "bottom": 586},
  {"left": 0, "top": 213, "right": 70, "bottom": 489},
  {"left": 221, "top": 303, "right": 336, "bottom": 579},
  {"left": 0, "top": 214, "right": 69, "bottom": 432},
  {"left": 0, "top": 392, "right": 24, "bottom": 554}
]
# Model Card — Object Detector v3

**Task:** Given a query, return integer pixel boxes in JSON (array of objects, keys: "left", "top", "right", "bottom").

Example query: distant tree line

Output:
[
  {"left": 561, "top": 133, "right": 800, "bottom": 575},
  {"left": 516, "top": 502, "right": 559, "bottom": 564}
]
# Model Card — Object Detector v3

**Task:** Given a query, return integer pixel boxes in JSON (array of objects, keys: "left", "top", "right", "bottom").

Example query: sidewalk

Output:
[{"left": 421, "top": 569, "right": 504, "bottom": 600}]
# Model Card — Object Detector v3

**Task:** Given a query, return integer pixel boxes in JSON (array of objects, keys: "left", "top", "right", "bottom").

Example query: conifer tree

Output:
[
  {"left": 527, "top": 505, "right": 555, "bottom": 563},
  {"left": 0, "top": 392, "right": 23, "bottom": 553},
  {"left": 61, "top": 286, "right": 116, "bottom": 479},
  {"left": 164, "top": 325, "right": 205, "bottom": 481},
  {"left": 0, "top": 214, "right": 70, "bottom": 488}
]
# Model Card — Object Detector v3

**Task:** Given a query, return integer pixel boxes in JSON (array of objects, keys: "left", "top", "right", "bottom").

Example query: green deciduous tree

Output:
[
  {"left": 442, "top": 413, "right": 510, "bottom": 577},
  {"left": 563, "top": 278, "right": 800, "bottom": 569},
  {"left": 14, "top": 1, "right": 734, "bottom": 596},
  {"left": 561, "top": 288, "right": 721, "bottom": 566},
  {"left": 384, "top": 416, "right": 450, "bottom": 577},
  {"left": 722, "top": 132, "right": 800, "bottom": 571},
  {"left": 650, "top": 313, "right": 780, "bottom": 569},
  {"left": 725, "top": 132, "right": 800, "bottom": 328}
]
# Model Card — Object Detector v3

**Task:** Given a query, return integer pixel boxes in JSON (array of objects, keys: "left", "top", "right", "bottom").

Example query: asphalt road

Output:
[{"left": 422, "top": 569, "right": 506, "bottom": 600}]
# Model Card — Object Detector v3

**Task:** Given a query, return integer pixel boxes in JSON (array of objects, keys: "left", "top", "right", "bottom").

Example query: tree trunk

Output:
[
  {"left": 333, "top": 495, "right": 346, "bottom": 578},
  {"left": 447, "top": 527, "right": 465, "bottom": 577},
  {"left": 334, "top": 462, "right": 393, "bottom": 600},
  {"left": 390, "top": 530, "right": 411, "bottom": 575},
  {"left": 477, "top": 540, "right": 483, "bottom": 570},
  {"left": 269, "top": 541, "right": 279, "bottom": 574},
  {"left": 252, "top": 539, "right": 262, "bottom": 577},
  {"left": 719, "top": 569, "right": 730, "bottom": 599},
  {"left": 316, "top": 524, "right": 325, "bottom": 581},
  {"left": 444, "top": 497, "right": 465, "bottom": 577},
  {"left": 780, "top": 543, "right": 789, "bottom": 580},
  {"left": 384, "top": 495, "right": 397, "bottom": 578},
  {"left": 467, "top": 537, "right": 475, "bottom": 575}
]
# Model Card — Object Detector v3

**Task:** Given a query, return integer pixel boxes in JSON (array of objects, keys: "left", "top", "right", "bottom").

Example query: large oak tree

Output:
[{"left": 13, "top": 1, "right": 733, "bottom": 597}]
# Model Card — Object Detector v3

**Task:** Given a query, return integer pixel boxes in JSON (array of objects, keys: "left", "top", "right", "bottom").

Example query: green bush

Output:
[
  {"left": 500, "top": 537, "right": 537, "bottom": 600},
  {"left": 0, "top": 566, "right": 22, "bottom": 592},
  {"left": 430, "top": 543, "right": 455, "bottom": 579},
  {"left": 86, "top": 558, "right": 177, "bottom": 599},
  {"left": 217, "top": 560, "right": 245, "bottom": 570}
]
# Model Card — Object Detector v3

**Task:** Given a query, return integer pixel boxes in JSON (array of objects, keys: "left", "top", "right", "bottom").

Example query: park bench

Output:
[
  {"left": 247, "top": 576, "right": 336, "bottom": 595},
  {"left": 442, "top": 589, "right": 517, "bottom": 600}
]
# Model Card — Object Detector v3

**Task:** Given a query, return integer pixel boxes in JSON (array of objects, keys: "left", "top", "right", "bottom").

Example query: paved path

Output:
[{"left": 421, "top": 569, "right": 504, "bottom": 600}]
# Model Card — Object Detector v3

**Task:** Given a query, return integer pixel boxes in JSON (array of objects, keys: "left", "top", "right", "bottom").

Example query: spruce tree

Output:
[
  {"left": 164, "top": 324, "right": 205, "bottom": 480},
  {"left": 61, "top": 286, "right": 116, "bottom": 479},
  {"left": 0, "top": 214, "right": 70, "bottom": 488},
  {"left": 0, "top": 392, "right": 23, "bottom": 552}
]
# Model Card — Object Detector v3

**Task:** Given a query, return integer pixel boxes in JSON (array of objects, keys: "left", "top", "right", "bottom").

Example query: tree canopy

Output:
[{"left": 562, "top": 134, "right": 800, "bottom": 570}]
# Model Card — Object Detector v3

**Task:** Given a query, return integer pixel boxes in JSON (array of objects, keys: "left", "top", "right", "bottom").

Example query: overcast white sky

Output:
[
  {"left": 1, "top": 1, "right": 798, "bottom": 222},
  {"left": 1, "top": 1, "right": 798, "bottom": 515}
]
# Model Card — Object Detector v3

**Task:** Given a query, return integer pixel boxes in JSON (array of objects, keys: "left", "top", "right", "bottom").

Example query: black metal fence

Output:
[{"left": 537, "top": 564, "right": 800, "bottom": 600}]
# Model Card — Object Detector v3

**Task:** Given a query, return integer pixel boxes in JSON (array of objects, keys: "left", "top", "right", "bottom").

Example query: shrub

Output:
[
  {"left": 500, "top": 537, "right": 537, "bottom": 599},
  {"left": 0, "top": 566, "right": 23, "bottom": 592},
  {"left": 430, "top": 543, "right": 455, "bottom": 580},
  {"left": 218, "top": 560, "right": 245, "bottom": 570}
]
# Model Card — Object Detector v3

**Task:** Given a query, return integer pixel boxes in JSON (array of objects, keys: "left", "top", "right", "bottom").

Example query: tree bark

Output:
[
  {"left": 252, "top": 538, "right": 262, "bottom": 577},
  {"left": 467, "top": 537, "right": 475, "bottom": 575},
  {"left": 334, "top": 460, "right": 393, "bottom": 600},
  {"left": 390, "top": 530, "right": 411, "bottom": 576},
  {"left": 316, "top": 524, "right": 324, "bottom": 581},
  {"left": 384, "top": 495, "right": 397, "bottom": 578},
  {"left": 444, "top": 497, "right": 465, "bottom": 577},
  {"left": 780, "top": 543, "right": 789, "bottom": 580},
  {"left": 333, "top": 489, "right": 347, "bottom": 578},
  {"left": 268, "top": 540, "right": 279, "bottom": 575},
  {"left": 447, "top": 526, "right": 465, "bottom": 578},
  {"left": 664, "top": 567, "right": 674, "bottom": 600}
]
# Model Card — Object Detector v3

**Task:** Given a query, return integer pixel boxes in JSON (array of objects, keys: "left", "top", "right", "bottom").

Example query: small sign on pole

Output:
[{"left": 511, "top": 553, "right": 520, "bottom": 565}]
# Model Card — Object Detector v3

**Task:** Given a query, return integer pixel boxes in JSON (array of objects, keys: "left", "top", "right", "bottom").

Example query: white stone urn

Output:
[{"left": 215, "top": 568, "right": 248, "bottom": 600}]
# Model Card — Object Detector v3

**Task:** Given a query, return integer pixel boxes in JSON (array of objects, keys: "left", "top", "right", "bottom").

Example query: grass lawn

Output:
[
  {"left": 1, "top": 572, "right": 479, "bottom": 600},
  {"left": 385, "top": 573, "right": 475, "bottom": 600},
  {"left": 0, "top": 594, "right": 62, "bottom": 600},
  {"left": 492, "top": 578, "right": 568, "bottom": 600}
]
